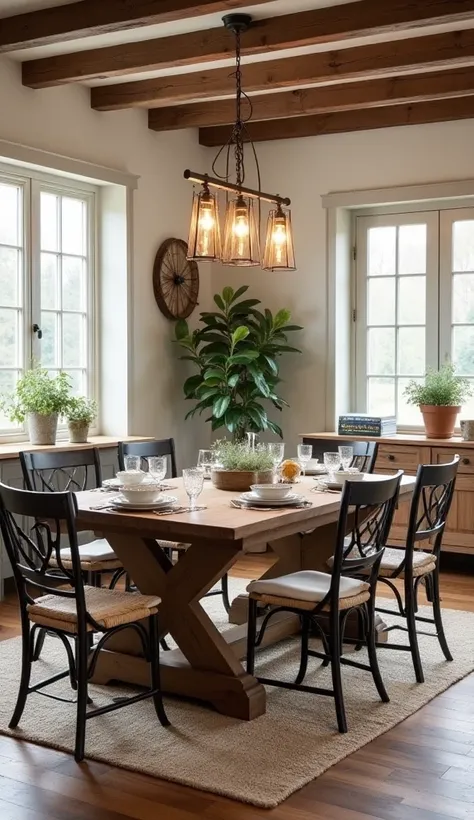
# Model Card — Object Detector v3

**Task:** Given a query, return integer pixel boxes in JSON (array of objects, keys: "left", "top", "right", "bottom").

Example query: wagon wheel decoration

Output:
[{"left": 153, "top": 238, "right": 199, "bottom": 320}]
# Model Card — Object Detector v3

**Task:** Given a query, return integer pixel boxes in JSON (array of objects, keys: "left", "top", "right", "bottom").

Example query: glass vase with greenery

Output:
[
  {"left": 0, "top": 367, "right": 71, "bottom": 445},
  {"left": 175, "top": 285, "right": 302, "bottom": 439}
]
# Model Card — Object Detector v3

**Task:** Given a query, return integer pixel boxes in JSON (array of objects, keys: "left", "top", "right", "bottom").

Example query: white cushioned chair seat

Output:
[
  {"left": 247, "top": 571, "right": 369, "bottom": 603},
  {"left": 60, "top": 539, "right": 117, "bottom": 562}
]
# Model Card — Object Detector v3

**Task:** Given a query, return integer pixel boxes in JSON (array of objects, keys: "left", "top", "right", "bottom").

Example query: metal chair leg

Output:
[
  {"left": 149, "top": 614, "right": 170, "bottom": 727},
  {"left": 9, "top": 618, "right": 33, "bottom": 729},
  {"left": 365, "top": 602, "right": 389, "bottom": 703},
  {"left": 330, "top": 615, "right": 347, "bottom": 733},
  {"left": 295, "top": 616, "right": 310, "bottom": 684},
  {"left": 32, "top": 626, "right": 47, "bottom": 661},
  {"left": 221, "top": 572, "right": 231, "bottom": 613},
  {"left": 430, "top": 568, "right": 453, "bottom": 662},
  {"left": 74, "top": 633, "right": 89, "bottom": 763},
  {"left": 405, "top": 580, "right": 424, "bottom": 683}
]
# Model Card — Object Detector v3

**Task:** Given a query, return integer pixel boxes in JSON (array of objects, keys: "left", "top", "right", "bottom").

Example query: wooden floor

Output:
[{"left": 0, "top": 555, "right": 473, "bottom": 820}]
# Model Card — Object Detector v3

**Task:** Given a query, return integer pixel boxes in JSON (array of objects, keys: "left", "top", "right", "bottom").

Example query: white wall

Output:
[
  {"left": 211, "top": 118, "right": 474, "bottom": 450},
  {"left": 0, "top": 56, "right": 212, "bottom": 466}
]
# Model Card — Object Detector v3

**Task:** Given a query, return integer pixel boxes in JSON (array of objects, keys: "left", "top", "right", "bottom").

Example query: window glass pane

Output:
[
  {"left": 62, "top": 197, "right": 85, "bottom": 255},
  {"left": 452, "top": 274, "right": 474, "bottom": 324},
  {"left": 398, "top": 276, "right": 426, "bottom": 325},
  {"left": 461, "top": 380, "right": 474, "bottom": 417},
  {"left": 367, "top": 278, "right": 395, "bottom": 326},
  {"left": 0, "top": 184, "right": 20, "bottom": 246},
  {"left": 0, "top": 247, "right": 20, "bottom": 307},
  {"left": 452, "top": 326, "right": 474, "bottom": 376},
  {"left": 65, "top": 369, "right": 85, "bottom": 395},
  {"left": 368, "top": 226, "right": 396, "bottom": 276},
  {"left": 0, "top": 310, "right": 18, "bottom": 366},
  {"left": 41, "top": 192, "right": 59, "bottom": 252},
  {"left": 368, "top": 377, "right": 395, "bottom": 416},
  {"left": 63, "top": 313, "right": 85, "bottom": 367},
  {"left": 453, "top": 220, "right": 474, "bottom": 272},
  {"left": 62, "top": 256, "right": 85, "bottom": 311},
  {"left": 41, "top": 311, "right": 58, "bottom": 367},
  {"left": 397, "top": 378, "right": 424, "bottom": 426},
  {"left": 398, "top": 327, "right": 425, "bottom": 375},
  {"left": 367, "top": 328, "right": 395, "bottom": 375},
  {"left": 398, "top": 224, "right": 427, "bottom": 274},
  {"left": 41, "top": 253, "right": 59, "bottom": 310}
]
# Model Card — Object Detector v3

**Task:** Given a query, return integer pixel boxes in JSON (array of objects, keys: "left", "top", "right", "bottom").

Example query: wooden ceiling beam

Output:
[
  {"left": 199, "top": 96, "right": 474, "bottom": 145},
  {"left": 23, "top": 0, "right": 474, "bottom": 88},
  {"left": 0, "top": 0, "right": 275, "bottom": 53},
  {"left": 148, "top": 66, "right": 474, "bottom": 130}
]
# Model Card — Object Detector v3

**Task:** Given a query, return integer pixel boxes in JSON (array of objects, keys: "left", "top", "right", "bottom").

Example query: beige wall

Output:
[
  {"left": 210, "top": 119, "right": 474, "bottom": 450},
  {"left": 0, "top": 56, "right": 212, "bottom": 466}
]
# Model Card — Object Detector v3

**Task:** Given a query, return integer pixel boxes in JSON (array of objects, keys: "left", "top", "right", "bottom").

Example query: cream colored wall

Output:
[
  {"left": 210, "top": 119, "right": 474, "bottom": 451},
  {"left": 0, "top": 56, "right": 212, "bottom": 466}
]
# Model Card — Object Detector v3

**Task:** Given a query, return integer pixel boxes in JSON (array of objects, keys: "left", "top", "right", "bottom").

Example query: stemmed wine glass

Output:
[
  {"left": 124, "top": 455, "right": 141, "bottom": 473},
  {"left": 338, "top": 445, "right": 354, "bottom": 471},
  {"left": 147, "top": 456, "right": 167, "bottom": 486},
  {"left": 297, "top": 444, "right": 312, "bottom": 478},
  {"left": 267, "top": 443, "right": 285, "bottom": 482},
  {"left": 323, "top": 452, "right": 341, "bottom": 481},
  {"left": 182, "top": 467, "right": 205, "bottom": 510}
]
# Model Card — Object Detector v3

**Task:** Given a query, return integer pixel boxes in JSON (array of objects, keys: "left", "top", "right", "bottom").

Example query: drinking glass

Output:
[
  {"left": 197, "top": 449, "right": 214, "bottom": 478},
  {"left": 267, "top": 443, "right": 285, "bottom": 481},
  {"left": 147, "top": 456, "right": 167, "bottom": 485},
  {"left": 297, "top": 444, "right": 313, "bottom": 477},
  {"left": 246, "top": 432, "right": 259, "bottom": 451},
  {"left": 324, "top": 452, "right": 341, "bottom": 480},
  {"left": 338, "top": 445, "right": 354, "bottom": 471},
  {"left": 124, "top": 455, "right": 140, "bottom": 472},
  {"left": 182, "top": 467, "right": 205, "bottom": 510}
]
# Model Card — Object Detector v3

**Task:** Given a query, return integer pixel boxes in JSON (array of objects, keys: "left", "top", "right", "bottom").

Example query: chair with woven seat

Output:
[
  {"left": 302, "top": 438, "right": 379, "bottom": 473},
  {"left": 118, "top": 439, "right": 230, "bottom": 613},
  {"left": 0, "top": 481, "right": 169, "bottom": 762},
  {"left": 246, "top": 471, "right": 403, "bottom": 734},
  {"left": 369, "top": 457, "right": 459, "bottom": 683}
]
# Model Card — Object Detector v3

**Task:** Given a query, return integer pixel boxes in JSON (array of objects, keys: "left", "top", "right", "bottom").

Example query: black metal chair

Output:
[
  {"left": 302, "top": 438, "right": 379, "bottom": 473},
  {"left": 0, "top": 481, "right": 169, "bottom": 762},
  {"left": 370, "top": 457, "right": 459, "bottom": 683},
  {"left": 118, "top": 439, "right": 230, "bottom": 613},
  {"left": 246, "top": 472, "right": 403, "bottom": 733}
]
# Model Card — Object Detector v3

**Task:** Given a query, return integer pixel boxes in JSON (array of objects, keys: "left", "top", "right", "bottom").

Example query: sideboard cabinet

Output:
[{"left": 301, "top": 433, "right": 474, "bottom": 556}]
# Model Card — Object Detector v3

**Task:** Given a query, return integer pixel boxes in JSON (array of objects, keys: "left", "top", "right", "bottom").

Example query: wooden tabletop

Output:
[{"left": 76, "top": 475, "right": 415, "bottom": 548}]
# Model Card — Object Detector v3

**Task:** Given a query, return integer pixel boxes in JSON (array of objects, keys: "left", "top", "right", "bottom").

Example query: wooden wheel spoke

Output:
[{"left": 154, "top": 238, "right": 200, "bottom": 319}]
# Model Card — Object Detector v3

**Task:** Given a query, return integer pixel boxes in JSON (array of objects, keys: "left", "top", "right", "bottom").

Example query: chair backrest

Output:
[
  {"left": 302, "top": 438, "right": 378, "bottom": 474},
  {"left": 405, "top": 457, "right": 459, "bottom": 562},
  {"left": 20, "top": 448, "right": 102, "bottom": 493},
  {"left": 327, "top": 472, "right": 403, "bottom": 612},
  {"left": 118, "top": 439, "right": 177, "bottom": 478},
  {"left": 0, "top": 481, "right": 89, "bottom": 623}
]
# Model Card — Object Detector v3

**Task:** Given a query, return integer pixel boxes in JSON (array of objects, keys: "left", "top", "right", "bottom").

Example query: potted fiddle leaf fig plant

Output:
[
  {"left": 404, "top": 362, "right": 473, "bottom": 439},
  {"left": 174, "top": 285, "right": 302, "bottom": 440},
  {"left": 0, "top": 367, "right": 71, "bottom": 445},
  {"left": 65, "top": 396, "right": 98, "bottom": 444},
  {"left": 210, "top": 439, "right": 274, "bottom": 492}
]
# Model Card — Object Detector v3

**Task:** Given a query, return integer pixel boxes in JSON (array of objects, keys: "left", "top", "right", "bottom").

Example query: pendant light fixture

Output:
[{"left": 184, "top": 14, "right": 296, "bottom": 271}]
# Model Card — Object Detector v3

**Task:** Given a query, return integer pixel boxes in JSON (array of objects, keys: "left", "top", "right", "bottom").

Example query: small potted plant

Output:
[
  {"left": 210, "top": 440, "right": 274, "bottom": 492},
  {"left": 0, "top": 367, "right": 71, "bottom": 445},
  {"left": 65, "top": 396, "right": 98, "bottom": 443},
  {"left": 404, "top": 363, "right": 473, "bottom": 439}
]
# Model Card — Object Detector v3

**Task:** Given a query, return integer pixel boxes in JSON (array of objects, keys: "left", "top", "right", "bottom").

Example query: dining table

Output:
[{"left": 76, "top": 474, "right": 415, "bottom": 721}]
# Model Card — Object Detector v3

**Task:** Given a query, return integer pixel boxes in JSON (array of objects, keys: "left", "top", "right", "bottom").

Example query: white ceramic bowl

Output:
[
  {"left": 119, "top": 485, "right": 162, "bottom": 504},
  {"left": 250, "top": 483, "right": 293, "bottom": 500},
  {"left": 116, "top": 470, "right": 146, "bottom": 487},
  {"left": 334, "top": 470, "right": 364, "bottom": 485}
]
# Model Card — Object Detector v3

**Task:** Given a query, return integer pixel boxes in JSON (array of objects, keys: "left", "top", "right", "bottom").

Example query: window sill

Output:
[{"left": 0, "top": 435, "right": 153, "bottom": 461}]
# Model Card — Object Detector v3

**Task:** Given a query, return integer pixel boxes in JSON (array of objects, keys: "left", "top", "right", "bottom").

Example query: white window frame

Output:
[{"left": 0, "top": 162, "right": 98, "bottom": 442}]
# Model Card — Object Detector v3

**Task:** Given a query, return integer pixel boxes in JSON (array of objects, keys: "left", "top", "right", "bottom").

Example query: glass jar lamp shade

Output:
[
  {"left": 222, "top": 195, "right": 260, "bottom": 266},
  {"left": 187, "top": 186, "right": 221, "bottom": 261},
  {"left": 262, "top": 205, "right": 296, "bottom": 271}
]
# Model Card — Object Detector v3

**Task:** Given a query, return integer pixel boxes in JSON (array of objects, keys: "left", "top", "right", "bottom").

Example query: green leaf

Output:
[
  {"left": 213, "top": 293, "right": 225, "bottom": 311},
  {"left": 227, "top": 373, "right": 240, "bottom": 388},
  {"left": 203, "top": 377, "right": 221, "bottom": 387},
  {"left": 204, "top": 368, "right": 224, "bottom": 381},
  {"left": 283, "top": 324, "right": 303, "bottom": 332},
  {"left": 213, "top": 395, "right": 231, "bottom": 419},
  {"left": 263, "top": 355, "right": 278, "bottom": 375},
  {"left": 248, "top": 364, "right": 271, "bottom": 398},
  {"left": 274, "top": 308, "right": 291, "bottom": 329},
  {"left": 232, "top": 326, "right": 250, "bottom": 345},
  {"left": 183, "top": 374, "right": 202, "bottom": 397},
  {"left": 267, "top": 419, "right": 283, "bottom": 438},
  {"left": 229, "top": 299, "right": 262, "bottom": 315},
  {"left": 273, "top": 345, "right": 301, "bottom": 354},
  {"left": 247, "top": 404, "right": 267, "bottom": 430},
  {"left": 222, "top": 286, "right": 234, "bottom": 305},
  {"left": 175, "top": 319, "right": 189, "bottom": 341},
  {"left": 196, "top": 386, "right": 220, "bottom": 401},
  {"left": 229, "top": 285, "right": 250, "bottom": 303},
  {"left": 211, "top": 416, "right": 225, "bottom": 431},
  {"left": 228, "top": 351, "right": 260, "bottom": 365}
]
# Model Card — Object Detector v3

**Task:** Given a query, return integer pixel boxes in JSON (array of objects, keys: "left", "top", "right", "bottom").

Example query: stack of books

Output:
[{"left": 338, "top": 414, "right": 397, "bottom": 437}]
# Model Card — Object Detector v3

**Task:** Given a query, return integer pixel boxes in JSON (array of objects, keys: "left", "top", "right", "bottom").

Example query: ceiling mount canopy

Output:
[{"left": 184, "top": 14, "right": 296, "bottom": 271}]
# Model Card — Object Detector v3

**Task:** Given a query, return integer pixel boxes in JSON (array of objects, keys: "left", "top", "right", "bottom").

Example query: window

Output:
[
  {"left": 355, "top": 207, "right": 474, "bottom": 426},
  {"left": 0, "top": 167, "right": 96, "bottom": 438}
]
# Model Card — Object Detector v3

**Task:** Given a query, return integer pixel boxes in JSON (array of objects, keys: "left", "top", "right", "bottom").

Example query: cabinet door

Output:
[
  {"left": 431, "top": 448, "right": 474, "bottom": 555},
  {"left": 374, "top": 445, "right": 430, "bottom": 546}
]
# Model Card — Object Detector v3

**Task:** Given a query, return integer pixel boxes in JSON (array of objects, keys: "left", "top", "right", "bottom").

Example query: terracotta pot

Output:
[
  {"left": 210, "top": 469, "right": 274, "bottom": 492},
  {"left": 68, "top": 421, "right": 90, "bottom": 444},
  {"left": 420, "top": 405, "right": 460, "bottom": 439}
]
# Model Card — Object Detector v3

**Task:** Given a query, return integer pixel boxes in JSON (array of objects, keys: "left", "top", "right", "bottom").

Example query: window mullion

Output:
[{"left": 30, "top": 179, "right": 42, "bottom": 365}]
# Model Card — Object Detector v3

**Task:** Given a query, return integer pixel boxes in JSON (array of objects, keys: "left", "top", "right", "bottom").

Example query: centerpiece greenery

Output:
[
  {"left": 404, "top": 363, "right": 473, "bottom": 439},
  {"left": 174, "top": 285, "right": 302, "bottom": 439},
  {"left": 65, "top": 396, "right": 98, "bottom": 443},
  {"left": 0, "top": 367, "right": 71, "bottom": 445},
  {"left": 210, "top": 439, "right": 274, "bottom": 491}
]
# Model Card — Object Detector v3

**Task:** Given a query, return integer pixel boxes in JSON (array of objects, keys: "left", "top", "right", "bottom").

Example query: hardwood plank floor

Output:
[{"left": 0, "top": 554, "right": 473, "bottom": 820}]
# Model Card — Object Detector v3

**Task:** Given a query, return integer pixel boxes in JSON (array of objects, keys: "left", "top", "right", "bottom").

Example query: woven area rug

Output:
[{"left": 0, "top": 578, "right": 473, "bottom": 808}]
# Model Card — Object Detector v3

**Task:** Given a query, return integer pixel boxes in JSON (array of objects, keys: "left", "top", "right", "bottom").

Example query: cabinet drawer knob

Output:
[
  {"left": 387, "top": 454, "right": 395, "bottom": 461},
  {"left": 462, "top": 457, "right": 470, "bottom": 465}
]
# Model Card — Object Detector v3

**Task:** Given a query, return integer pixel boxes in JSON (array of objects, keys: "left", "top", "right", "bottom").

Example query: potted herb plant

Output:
[
  {"left": 0, "top": 368, "right": 71, "bottom": 445},
  {"left": 210, "top": 440, "right": 274, "bottom": 491},
  {"left": 174, "top": 285, "right": 301, "bottom": 440},
  {"left": 65, "top": 396, "right": 98, "bottom": 444},
  {"left": 404, "top": 363, "right": 473, "bottom": 439}
]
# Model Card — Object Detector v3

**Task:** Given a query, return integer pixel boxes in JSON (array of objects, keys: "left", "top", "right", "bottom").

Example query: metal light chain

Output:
[{"left": 233, "top": 28, "right": 245, "bottom": 187}]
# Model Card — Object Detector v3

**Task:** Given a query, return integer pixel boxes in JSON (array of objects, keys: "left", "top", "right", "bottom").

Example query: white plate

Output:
[
  {"left": 111, "top": 494, "right": 178, "bottom": 510},
  {"left": 103, "top": 477, "right": 160, "bottom": 489},
  {"left": 306, "top": 466, "right": 328, "bottom": 476},
  {"left": 239, "top": 492, "right": 302, "bottom": 507}
]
